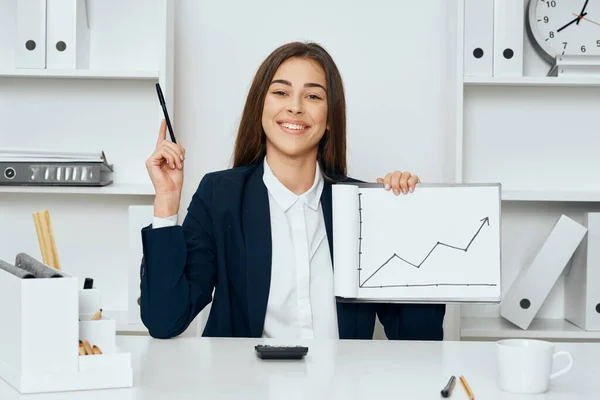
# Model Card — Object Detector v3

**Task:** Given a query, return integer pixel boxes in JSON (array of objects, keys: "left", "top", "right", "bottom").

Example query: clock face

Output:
[{"left": 527, "top": 0, "right": 600, "bottom": 62}]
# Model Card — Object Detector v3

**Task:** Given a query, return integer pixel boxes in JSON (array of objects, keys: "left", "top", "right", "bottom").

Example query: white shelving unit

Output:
[
  {"left": 455, "top": 1, "right": 600, "bottom": 342},
  {"left": 0, "top": 0, "right": 174, "bottom": 336}
]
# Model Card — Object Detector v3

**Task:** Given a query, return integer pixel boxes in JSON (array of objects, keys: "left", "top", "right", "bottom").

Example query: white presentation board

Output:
[{"left": 332, "top": 183, "right": 502, "bottom": 303}]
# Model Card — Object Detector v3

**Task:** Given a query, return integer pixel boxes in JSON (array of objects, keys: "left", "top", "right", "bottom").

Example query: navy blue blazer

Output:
[{"left": 139, "top": 161, "right": 445, "bottom": 340}]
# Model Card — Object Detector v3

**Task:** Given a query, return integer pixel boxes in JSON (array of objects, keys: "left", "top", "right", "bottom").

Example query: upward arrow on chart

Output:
[{"left": 360, "top": 217, "right": 490, "bottom": 287}]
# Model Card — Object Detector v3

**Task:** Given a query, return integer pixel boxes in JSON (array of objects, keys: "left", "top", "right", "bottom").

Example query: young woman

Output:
[{"left": 140, "top": 42, "right": 445, "bottom": 340}]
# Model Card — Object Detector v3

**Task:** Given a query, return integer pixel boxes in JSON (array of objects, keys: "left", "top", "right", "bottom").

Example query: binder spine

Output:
[
  {"left": 15, "top": 0, "right": 47, "bottom": 69},
  {"left": 46, "top": 0, "right": 89, "bottom": 69},
  {"left": 464, "top": 0, "right": 494, "bottom": 77},
  {"left": 493, "top": 0, "right": 524, "bottom": 77}
]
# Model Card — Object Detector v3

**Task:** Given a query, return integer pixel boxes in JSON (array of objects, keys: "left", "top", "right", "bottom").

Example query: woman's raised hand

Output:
[{"left": 145, "top": 119, "right": 185, "bottom": 217}]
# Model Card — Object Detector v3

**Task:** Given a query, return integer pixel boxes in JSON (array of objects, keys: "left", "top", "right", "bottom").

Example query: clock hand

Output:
[
  {"left": 577, "top": 0, "right": 590, "bottom": 25},
  {"left": 574, "top": 12, "right": 600, "bottom": 27},
  {"left": 558, "top": 12, "right": 587, "bottom": 32}
]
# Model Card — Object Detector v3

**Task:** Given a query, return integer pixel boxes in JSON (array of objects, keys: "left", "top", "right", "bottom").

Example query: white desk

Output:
[{"left": 0, "top": 336, "right": 597, "bottom": 399}]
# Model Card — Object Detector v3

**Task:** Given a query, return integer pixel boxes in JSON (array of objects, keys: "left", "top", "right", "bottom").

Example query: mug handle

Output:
[{"left": 550, "top": 351, "right": 574, "bottom": 380}]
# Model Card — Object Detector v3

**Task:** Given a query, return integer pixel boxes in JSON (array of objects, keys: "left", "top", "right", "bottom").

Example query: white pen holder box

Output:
[
  {"left": 79, "top": 287, "right": 102, "bottom": 314},
  {"left": 0, "top": 269, "right": 132, "bottom": 394}
]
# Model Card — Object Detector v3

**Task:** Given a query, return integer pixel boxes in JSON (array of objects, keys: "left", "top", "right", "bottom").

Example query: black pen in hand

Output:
[{"left": 155, "top": 83, "right": 177, "bottom": 144}]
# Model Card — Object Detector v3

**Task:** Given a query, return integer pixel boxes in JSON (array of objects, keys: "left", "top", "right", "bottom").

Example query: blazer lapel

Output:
[{"left": 242, "top": 162, "right": 273, "bottom": 337}]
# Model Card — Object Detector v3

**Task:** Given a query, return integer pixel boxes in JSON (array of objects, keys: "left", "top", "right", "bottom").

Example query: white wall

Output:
[{"left": 172, "top": 0, "right": 462, "bottom": 337}]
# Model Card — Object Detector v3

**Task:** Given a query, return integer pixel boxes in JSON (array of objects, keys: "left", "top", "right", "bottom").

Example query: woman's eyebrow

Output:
[{"left": 270, "top": 79, "right": 327, "bottom": 92}]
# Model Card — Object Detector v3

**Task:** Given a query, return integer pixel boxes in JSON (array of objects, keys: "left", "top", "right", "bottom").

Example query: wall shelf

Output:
[
  {"left": 460, "top": 317, "right": 600, "bottom": 340},
  {"left": 0, "top": 183, "right": 155, "bottom": 196},
  {"left": 464, "top": 76, "right": 600, "bottom": 87},
  {"left": 0, "top": 69, "right": 160, "bottom": 80},
  {"left": 502, "top": 189, "right": 600, "bottom": 202}
]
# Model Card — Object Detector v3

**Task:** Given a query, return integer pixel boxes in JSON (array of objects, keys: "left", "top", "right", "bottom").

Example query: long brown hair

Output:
[{"left": 232, "top": 42, "right": 347, "bottom": 179}]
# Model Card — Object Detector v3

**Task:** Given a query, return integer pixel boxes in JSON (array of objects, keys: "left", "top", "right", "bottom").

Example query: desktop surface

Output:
[{"left": 0, "top": 335, "right": 597, "bottom": 399}]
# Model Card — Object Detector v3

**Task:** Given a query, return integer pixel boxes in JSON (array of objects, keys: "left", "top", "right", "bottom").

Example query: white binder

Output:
[
  {"left": 500, "top": 215, "right": 587, "bottom": 330},
  {"left": 565, "top": 212, "right": 600, "bottom": 331},
  {"left": 464, "top": 0, "right": 493, "bottom": 77},
  {"left": 46, "top": 0, "right": 90, "bottom": 69},
  {"left": 493, "top": 0, "right": 524, "bottom": 77},
  {"left": 15, "top": 0, "right": 47, "bottom": 69}
]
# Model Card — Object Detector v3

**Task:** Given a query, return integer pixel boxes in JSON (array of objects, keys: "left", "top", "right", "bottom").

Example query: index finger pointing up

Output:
[{"left": 156, "top": 119, "right": 166, "bottom": 146}]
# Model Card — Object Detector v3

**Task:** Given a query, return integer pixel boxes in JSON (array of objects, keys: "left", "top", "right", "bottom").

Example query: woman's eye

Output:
[
  {"left": 273, "top": 90, "right": 286, "bottom": 96},
  {"left": 308, "top": 94, "right": 322, "bottom": 100}
]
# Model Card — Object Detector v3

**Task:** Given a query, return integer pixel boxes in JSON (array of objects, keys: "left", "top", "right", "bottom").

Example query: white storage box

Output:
[
  {"left": 0, "top": 268, "right": 132, "bottom": 394},
  {"left": 79, "top": 287, "right": 102, "bottom": 314},
  {"left": 79, "top": 316, "right": 116, "bottom": 355}
]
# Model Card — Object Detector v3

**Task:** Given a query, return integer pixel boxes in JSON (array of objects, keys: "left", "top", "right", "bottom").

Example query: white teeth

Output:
[{"left": 280, "top": 123, "right": 307, "bottom": 130}]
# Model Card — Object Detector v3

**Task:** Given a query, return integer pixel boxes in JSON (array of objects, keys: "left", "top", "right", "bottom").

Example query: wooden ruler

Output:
[{"left": 32, "top": 209, "right": 61, "bottom": 270}]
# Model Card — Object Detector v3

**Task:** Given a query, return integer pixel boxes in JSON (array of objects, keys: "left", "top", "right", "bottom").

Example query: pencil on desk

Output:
[
  {"left": 32, "top": 209, "right": 61, "bottom": 270},
  {"left": 459, "top": 375, "right": 475, "bottom": 400}
]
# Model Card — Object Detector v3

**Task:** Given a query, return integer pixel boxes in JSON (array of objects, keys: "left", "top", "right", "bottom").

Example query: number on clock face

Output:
[{"left": 533, "top": 0, "right": 600, "bottom": 56}]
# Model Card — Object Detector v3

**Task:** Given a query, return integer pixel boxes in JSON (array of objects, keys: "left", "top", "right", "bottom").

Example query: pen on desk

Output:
[
  {"left": 441, "top": 375, "right": 456, "bottom": 398},
  {"left": 459, "top": 375, "right": 475, "bottom": 400},
  {"left": 155, "top": 83, "right": 177, "bottom": 143}
]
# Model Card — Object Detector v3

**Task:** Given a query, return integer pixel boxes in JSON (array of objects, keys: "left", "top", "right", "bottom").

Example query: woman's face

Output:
[{"left": 262, "top": 57, "right": 328, "bottom": 161}]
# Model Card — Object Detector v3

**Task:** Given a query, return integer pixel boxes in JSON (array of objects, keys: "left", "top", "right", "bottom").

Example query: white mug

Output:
[{"left": 496, "top": 339, "right": 573, "bottom": 394}]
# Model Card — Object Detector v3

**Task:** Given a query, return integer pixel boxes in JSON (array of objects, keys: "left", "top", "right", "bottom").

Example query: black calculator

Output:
[{"left": 254, "top": 345, "right": 309, "bottom": 360}]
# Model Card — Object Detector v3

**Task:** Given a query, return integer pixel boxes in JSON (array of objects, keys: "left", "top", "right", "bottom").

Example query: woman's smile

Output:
[{"left": 277, "top": 120, "right": 311, "bottom": 135}]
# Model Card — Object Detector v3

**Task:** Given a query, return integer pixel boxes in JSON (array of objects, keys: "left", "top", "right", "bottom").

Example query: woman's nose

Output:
[{"left": 287, "top": 99, "right": 303, "bottom": 114}]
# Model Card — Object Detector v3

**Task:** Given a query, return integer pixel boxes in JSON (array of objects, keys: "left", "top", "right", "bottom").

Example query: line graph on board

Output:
[{"left": 357, "top": 192, "right": 498, "bottom": 289}]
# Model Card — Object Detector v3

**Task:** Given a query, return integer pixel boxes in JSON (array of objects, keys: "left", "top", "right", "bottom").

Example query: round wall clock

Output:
[{"left": 526, "top": 0, "right": 600, "bottom": 63}]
